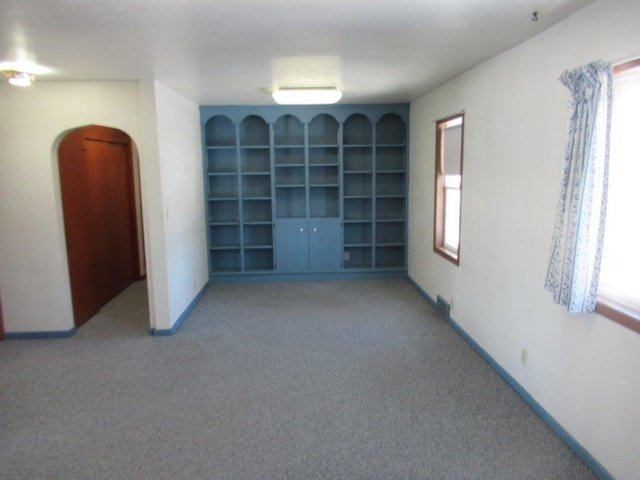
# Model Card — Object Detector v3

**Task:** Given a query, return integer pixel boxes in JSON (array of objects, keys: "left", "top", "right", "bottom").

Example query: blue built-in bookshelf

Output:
[{"left": 200, "top": 104, "right": 409, "bottom": 282}]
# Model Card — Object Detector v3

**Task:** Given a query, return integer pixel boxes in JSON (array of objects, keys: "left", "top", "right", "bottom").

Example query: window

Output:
[
  {"left": 434, "top": 113, "right": 464, "bottom": 264},
  {"left": 596, "top": 59, "right": 640, "bottom": 333}
]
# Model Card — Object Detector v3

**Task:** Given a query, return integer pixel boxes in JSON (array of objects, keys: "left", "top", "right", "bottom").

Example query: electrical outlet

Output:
[
  {"left": 521, "top": 348, "right": 528, "bottom": 366},
  {"left": 344, "top": 251, "right": 350, "bottom": 261}
]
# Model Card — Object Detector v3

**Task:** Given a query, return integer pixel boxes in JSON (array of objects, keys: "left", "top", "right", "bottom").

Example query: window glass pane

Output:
[
  {"left": 444, "top": 174, "right": 461, "bottom": 189},
  {"left": 599, "top": 66, "right": 640, "bottom": 310},
  {"left": 443, "top": 126, "right": 462, "bottom": 176},
  {"left": 434, "top": 113, "right": 463, "bottom": 264},
  {"left": 444, "top": 187, "right": 460, "bottom": 251}
]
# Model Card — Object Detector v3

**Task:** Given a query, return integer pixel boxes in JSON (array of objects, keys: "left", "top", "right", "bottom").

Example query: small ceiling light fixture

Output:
[
  {"left": 272, "top": 87, "right": 342, "bottom": 105},
  {"left": 2, "top": 70, "right": 35, "bottom": 87}
]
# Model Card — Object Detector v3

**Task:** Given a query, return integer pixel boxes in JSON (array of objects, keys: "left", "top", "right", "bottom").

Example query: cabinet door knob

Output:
[
  {"left": 312, "top": 227, "right": 318, "bottom": 233},
  {"left": 299, "top": 228, "right": 304, "bottom": 233}
]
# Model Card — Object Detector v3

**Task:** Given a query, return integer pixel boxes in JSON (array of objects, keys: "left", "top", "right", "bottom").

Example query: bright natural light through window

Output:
[
  {"left": 443, "top": 174, "right": 461, "bottom": 252},
  {"left": 598, "top": 61, "right": 640, "bottom": 315},
  {"left": 434, "top": 114, "right": 464, "bottom": 265}
]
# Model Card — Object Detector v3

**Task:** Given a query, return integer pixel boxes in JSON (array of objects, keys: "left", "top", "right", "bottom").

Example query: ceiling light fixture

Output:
[
  {"left": 272, "top": 87, "right": 342, "bottom": 105},
  {"left": 2, "top": 70, "right": 35, "bottom": 87}
]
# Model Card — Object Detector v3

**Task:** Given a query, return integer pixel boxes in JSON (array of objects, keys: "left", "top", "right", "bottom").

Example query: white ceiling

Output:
[{"left": 1, "top": 0, "right": 593, "bottom": 105}]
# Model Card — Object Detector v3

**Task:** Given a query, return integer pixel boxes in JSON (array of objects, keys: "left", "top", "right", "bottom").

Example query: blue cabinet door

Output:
[
  {"left": 309, "top": 219, "right": 342, "bottom": 271},
  {"left": 275, "top": 218, "right": 342, "bottom": 272},
  {"left": 275, "top": 219, "right": 310, "bottom": 272}
]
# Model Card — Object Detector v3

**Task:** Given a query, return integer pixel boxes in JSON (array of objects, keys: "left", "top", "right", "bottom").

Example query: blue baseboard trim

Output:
[
  {"left": 209, "top": 271, "right": 407, "bottom": 284},
  {"left": 149, "top": 327, "right": 174, "bottom": 337},
  {"left": 5, "top": 328, "right": 77, "bottom": 340},
  {"left": 407, "top": 277, "right": 438, "bottom": 309},
  {"left": 407, "top": 276, "right": 614, "bottom": 480},
  {"left": 149, "top": 281, "right": 210, "bottom": 336}
]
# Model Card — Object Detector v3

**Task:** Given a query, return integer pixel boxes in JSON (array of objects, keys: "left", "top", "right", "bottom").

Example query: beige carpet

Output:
[{"left": 0, "top": 279, "right": 596, "bottom": 479}]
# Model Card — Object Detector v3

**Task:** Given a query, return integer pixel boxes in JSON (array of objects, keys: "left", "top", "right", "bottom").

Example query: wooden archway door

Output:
[{"left": 59, "top": 126, "right": 142, "bottom": 328}]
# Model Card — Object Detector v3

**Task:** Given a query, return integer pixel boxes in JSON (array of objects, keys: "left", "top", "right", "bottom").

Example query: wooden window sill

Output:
[
  {"left": 434, "top": 245, "right": 459, "bottom": 266},
  {"left": 596, "top": 296, "right": 640, "bottom": 334}
]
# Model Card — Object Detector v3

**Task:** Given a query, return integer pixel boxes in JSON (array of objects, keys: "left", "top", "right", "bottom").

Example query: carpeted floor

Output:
[{"left": 0, "top": 279, "right": 597, "bottom": 479}]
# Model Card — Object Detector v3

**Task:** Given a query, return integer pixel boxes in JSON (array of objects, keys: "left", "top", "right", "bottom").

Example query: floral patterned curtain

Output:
[{"left": 545, "top": 61, "right": 613, "bottom": 313}]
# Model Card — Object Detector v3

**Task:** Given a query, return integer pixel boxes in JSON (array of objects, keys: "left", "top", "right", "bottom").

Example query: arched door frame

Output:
[{"left": 54, "top": 124, "right": 148, "bottom": 329}]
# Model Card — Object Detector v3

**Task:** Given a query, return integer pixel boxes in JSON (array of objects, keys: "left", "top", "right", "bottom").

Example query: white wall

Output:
[
  {"left": 408, "top": 1, "right": 640, "bottom": 479},
  {"left": 149, "top": 81, "right": 208, "bottom": 329},
  {"left": 0, "top": 79, "right": 207, "bottom": 334},
  {"left": 0, "top": 81, "right": 144, "bottom": 333}
]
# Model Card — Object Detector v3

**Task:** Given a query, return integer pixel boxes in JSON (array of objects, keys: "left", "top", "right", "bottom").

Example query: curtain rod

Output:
[{"left": 612, "top": 56, "right": 640, "bottom": 75}]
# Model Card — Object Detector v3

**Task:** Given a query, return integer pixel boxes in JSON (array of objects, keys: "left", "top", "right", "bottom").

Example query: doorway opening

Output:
[{"left": 58, "top": 125, "right": 146, "bottom": 329}]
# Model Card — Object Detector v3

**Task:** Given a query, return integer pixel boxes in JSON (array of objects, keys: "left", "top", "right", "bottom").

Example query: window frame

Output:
[
  {"left": 434, "top": 113, "right": 464, "bottom": 265},
  {"left": 595, "top": 58, "right": 640, "bottom": 334}
]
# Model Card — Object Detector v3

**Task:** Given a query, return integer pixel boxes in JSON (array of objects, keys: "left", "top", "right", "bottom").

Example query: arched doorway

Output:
[{"left": 58, "top": 125, "right": 144, "bottom": 328}]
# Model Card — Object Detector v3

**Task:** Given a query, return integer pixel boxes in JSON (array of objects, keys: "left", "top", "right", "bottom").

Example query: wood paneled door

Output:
[{"left": 59, "top": 126, "right": 142, "bottom": 328}]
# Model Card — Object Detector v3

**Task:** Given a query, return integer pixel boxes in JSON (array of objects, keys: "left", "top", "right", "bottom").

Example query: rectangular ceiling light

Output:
[{"left": 272, "top": 88, "right": 342, "bottom": 105}]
